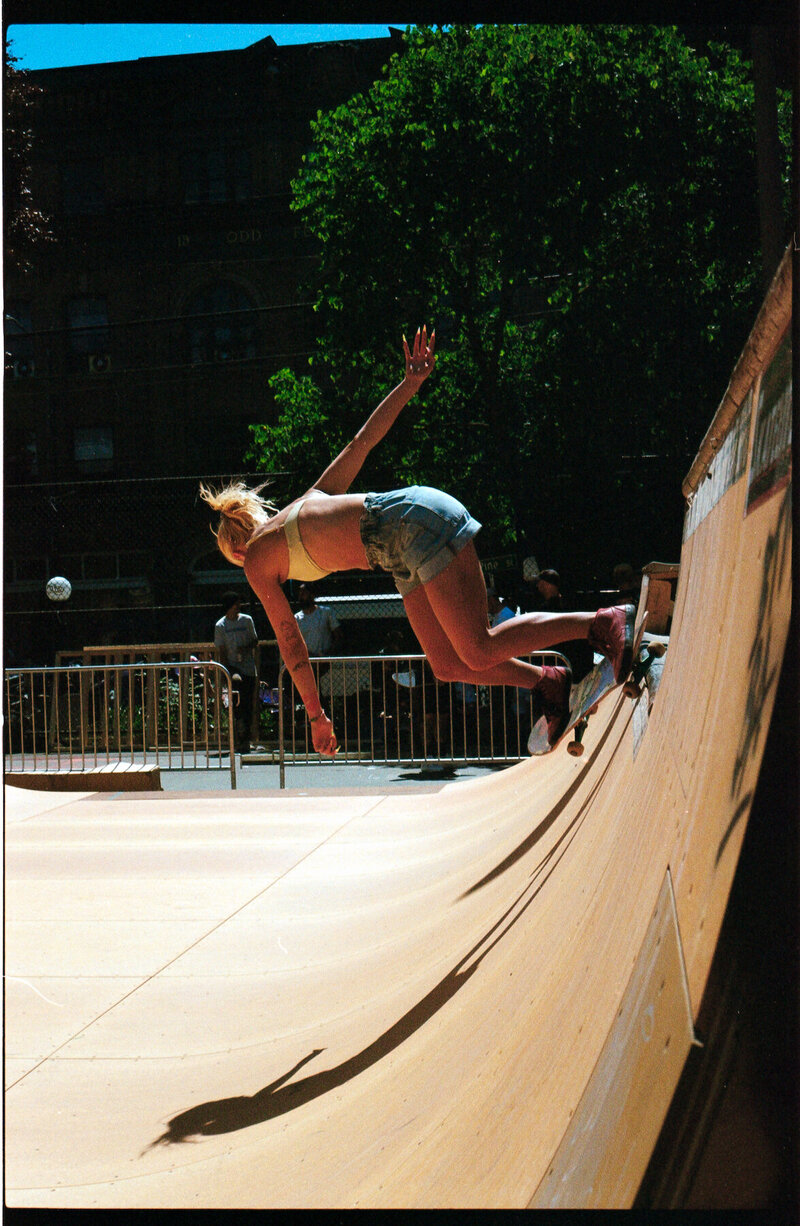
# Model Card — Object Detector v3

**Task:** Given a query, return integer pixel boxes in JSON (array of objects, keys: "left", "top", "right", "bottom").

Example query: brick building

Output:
[{"left": 4, "top": 30, "right": 405, "bottom": 663}]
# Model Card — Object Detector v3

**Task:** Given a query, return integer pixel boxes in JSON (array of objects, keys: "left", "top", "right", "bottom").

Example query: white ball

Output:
[{"left": 46, "top": 575, "right": 72, "bottom": 602}]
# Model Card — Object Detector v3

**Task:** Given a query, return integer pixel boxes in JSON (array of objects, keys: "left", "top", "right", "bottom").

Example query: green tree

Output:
[
  {"left": 247, "top": 25, "right": 789, "bottom": 575},
  {"left": 4, "top": 39, "right": 53, "bottom": 276}
]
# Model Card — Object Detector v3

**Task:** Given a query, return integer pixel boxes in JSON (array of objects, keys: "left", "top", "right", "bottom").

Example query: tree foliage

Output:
[
  {"left": 4, "top": 39, "right": 53, "bottom": 276},
  {"left": 247, "top": 25, "right": 789, "bottom": 574}
]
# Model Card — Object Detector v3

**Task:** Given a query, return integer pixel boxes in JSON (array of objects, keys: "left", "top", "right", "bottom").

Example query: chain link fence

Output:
[
  {"left": 3, "top": 476, "right": 432, "bottom": 667},
  {"left": 4, "top": 475, "right": 261, "bottom": 664},
  {"left": 4, "top": 473, "right": 640, "bottom": 677}
]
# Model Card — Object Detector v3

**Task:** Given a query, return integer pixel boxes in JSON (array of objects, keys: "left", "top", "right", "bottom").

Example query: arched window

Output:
[{"left": 185, "top": 283, "right": 257, "bottom": 365}]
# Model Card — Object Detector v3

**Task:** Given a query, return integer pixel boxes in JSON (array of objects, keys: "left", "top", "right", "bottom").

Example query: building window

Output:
[
  {"left": 62, "top": 158, "right": 105, "bottom": 215},
  {"left": 5, "top": 302, "right": 35, "bottom": 362},
  {"left": 183, "top": 148, "right": 252, "bottom": 204},
  {"left": 74, "top": 425, "right": 114, "bottom": 473},
  {"left": 5, "top": 428, "right": 39, "bottom": 482},
  {"left": 59, "top": 550, "right": 153, "bottom": 582},
  {"left": 7, "top": 554, "right": 49, "bottom": 583},
  {"left": 67, "top": 298, "right": 110, "bottom": 357},
  {"left": 186, "top": 283, "right": 257, "bottom": 364}
]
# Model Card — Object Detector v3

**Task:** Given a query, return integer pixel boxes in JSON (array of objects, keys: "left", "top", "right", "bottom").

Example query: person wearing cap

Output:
[
  {"left": 532, "top": 569, "right": 564, "bottom": 613},
  {"left": 611, "top": 563, "right": 642, "bottom": 604}
]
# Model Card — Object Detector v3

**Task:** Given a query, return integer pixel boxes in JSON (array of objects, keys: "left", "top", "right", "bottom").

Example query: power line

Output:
[
  {"left": 4, "top": 299, "right": 317, "bottom": 340},
  {"left": 5, "top": 471, "right": 290, "bottom": 490}
]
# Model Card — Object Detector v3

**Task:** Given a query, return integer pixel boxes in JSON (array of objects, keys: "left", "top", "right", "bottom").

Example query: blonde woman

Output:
[{"left": 201, "top": 328, "right": 634, "bottom": 757}]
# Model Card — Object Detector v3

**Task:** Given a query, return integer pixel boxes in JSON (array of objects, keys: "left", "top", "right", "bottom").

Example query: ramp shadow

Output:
[{"left": 148, "top": 752, "right": 596, "bottom": 1150}]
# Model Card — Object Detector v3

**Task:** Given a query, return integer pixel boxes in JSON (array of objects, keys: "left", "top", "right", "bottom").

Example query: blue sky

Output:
[{"left": 6, "top": 24, "right": 407, "bottom": 71}]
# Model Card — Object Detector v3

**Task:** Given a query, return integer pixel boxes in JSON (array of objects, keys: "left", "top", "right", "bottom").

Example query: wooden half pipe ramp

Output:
[{"left": 4, "top": 250, "right": 792, "bottom": 1208}]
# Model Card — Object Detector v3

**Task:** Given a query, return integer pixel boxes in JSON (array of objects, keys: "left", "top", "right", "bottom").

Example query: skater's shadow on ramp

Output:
[
  {"left": 149, "top": 957, "right": 482, "bottom": 1147},
  {"left": 148, "top": 760, "right": 597, "bottom": 1150},
  {"left": 463, "top": 698, "right": 627, "bottom": 896}
]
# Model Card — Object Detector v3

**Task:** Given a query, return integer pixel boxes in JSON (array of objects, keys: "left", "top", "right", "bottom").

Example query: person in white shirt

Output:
[
  {"left": 214, "top": 591, "right": 258, "bottom": 751},
  {"left": 294, "top": 584, "right": 343, "bottom": 656}
]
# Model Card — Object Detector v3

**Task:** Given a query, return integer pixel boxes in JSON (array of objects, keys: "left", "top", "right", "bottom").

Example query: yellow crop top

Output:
[{"left": 283, "top": 500, "right": 331, "bottom": 581}]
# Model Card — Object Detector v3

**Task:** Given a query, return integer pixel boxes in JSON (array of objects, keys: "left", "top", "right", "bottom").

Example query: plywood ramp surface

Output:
[{"left": 4, "top": 252, "right": 792, "bottom": 1209}]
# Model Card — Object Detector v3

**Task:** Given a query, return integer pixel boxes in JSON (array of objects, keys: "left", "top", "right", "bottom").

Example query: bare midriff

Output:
[{"left": 247, "top": 492, "right": 372, "bottom": 578}]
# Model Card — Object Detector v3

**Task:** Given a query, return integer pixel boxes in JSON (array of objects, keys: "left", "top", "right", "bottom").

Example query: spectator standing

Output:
[
  {"left": 527, "top": 569, "right": 564, "bottom": 613},
  {"left": 524, "top": 568, "right": 594, "bottom": 682},
  {"left": 214, "top": 591, "right": 258, "bottom": 752},
  {"left": 611, "top": 562, "right": 642, "bottom": 606},
  {"left": 294, "top": 584, "right": 343, "bottom": 656},
  {"left": 292, "top": 583, "right": 345, "bottom": 738}
]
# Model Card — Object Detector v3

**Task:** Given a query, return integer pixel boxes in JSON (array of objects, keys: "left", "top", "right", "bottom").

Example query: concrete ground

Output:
[
  {"left": 4, "top": 748, "right": 513, "bottom": 796},
  {"left": 160, "top": 752, "right": 512, "bottom": 793}
]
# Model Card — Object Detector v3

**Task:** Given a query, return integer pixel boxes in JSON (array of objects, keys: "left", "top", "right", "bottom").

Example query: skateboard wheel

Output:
[
  {"left": 623, "top": 681, "right": 639, "bottom": 699},
  {"left": 567, "top": 740, "right": 585, "bottom": 757},
  {"left": 650, "top": 643, "right": 667, "bottom": 658}
]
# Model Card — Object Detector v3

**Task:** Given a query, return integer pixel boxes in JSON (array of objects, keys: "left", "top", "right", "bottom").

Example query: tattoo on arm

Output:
[{"left": 276, "top": 616, "right": 309, "bottom": 672}]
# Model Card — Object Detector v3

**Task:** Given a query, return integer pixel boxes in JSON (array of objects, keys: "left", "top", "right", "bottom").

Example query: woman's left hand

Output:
[
  {"left": 311, "top": 711, "right": 338, "bottom": 758},
  {"left": 403, "top": 325, "right": 436, "bottom": 388}
]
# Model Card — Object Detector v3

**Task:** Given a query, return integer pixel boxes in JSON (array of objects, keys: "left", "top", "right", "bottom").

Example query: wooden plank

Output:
[
  {"left": 528, "top": 872, "right": 697, "bottom": 1207},
  {"left": 683, "top": 244, "right": 791, "bottom": 498},
  {"left": 640, "top": 563, "right": 679, "bottom": 635},
  {"left": 6, "top": 764, "right": 161, "bottom": 792}
]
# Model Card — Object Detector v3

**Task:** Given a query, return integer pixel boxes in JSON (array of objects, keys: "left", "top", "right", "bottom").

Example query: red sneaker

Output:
[
  {"left": 532, "top": 664, "right": 572, "bottom": 746},
  {"left": 588, "top": 604, "right": 636, "bottom": 683}
]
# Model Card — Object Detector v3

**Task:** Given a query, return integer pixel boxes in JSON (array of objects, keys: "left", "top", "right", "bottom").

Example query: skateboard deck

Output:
[{"left": 527, "top": 606, "right": 647, "bottom": 757}]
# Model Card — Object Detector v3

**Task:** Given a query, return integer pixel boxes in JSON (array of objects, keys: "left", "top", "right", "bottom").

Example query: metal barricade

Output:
[
  {"left": 277, "top": 652, "right": 568, "bottom": 788},
  {"left": 4, "top": 660, "right": 238, "bottom": 787},
  {"left": 5, "top": 652, "right": 569, "bottom": 791}
]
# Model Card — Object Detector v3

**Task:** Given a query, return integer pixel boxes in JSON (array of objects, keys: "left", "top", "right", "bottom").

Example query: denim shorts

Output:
[{"left": 359, "top": 486, "right": 482, "bottom": 596}]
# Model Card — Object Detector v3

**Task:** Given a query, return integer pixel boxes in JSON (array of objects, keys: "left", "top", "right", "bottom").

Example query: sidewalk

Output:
[{"left": 160, "top": 753, "right": 511, "bottom": 793}]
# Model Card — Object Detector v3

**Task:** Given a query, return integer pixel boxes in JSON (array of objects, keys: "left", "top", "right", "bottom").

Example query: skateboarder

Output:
[{"left": 200, "top": 327, "right": 634, "bottom": 757}]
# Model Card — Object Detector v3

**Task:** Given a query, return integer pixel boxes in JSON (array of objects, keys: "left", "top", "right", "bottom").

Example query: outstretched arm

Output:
[
  {"left": 244, "top": 551, "right": 337, "bottom": 756},
  {"left": 311, "top": 326, "right": 436, "bottom": 496}
]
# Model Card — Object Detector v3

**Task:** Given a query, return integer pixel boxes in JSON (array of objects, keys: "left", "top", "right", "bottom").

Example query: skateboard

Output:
[
  {"left": 527, "top": 607, "right": 647, "bottom": 758},
  {"left": 622, "top": 637, "right": 667, "bottom": 707}
]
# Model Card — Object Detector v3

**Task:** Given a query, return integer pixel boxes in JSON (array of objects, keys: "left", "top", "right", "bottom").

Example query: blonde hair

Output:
[{"left": 199, "top": 480, "right": 278, "bottom": 566}]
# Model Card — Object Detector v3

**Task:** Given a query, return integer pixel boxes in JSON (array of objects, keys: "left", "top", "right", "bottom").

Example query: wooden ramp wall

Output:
[{"left": 4, "top": 251, "right": 792, "bottom": 1209}]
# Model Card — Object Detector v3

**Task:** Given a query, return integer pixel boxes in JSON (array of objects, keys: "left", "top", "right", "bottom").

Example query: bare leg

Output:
[
  {"left": 403, "top": 584, "right": 545, "bottom": 688},
  {"left": 421, "top": 541, "right": 592, "bottom": 673}
]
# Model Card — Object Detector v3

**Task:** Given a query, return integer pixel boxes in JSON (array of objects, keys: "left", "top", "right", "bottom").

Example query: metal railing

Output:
[
  {"left": 4, "top": 651, "right": 570, "bottom": 791},
  {"left": 4, "top": 660, "right": 238, "bottom": 787},
  {"left": 276, "top": 652, "right": 568, "bottom": 788}
]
